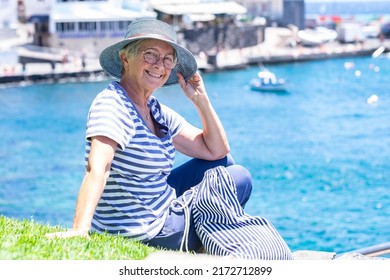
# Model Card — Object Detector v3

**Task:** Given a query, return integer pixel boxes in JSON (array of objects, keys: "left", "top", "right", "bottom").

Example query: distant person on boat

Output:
[{"left": 46, "top": 18, "right": 292, "bottom": 259}]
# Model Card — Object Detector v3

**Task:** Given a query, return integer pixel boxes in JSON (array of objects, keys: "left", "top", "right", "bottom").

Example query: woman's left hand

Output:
[
  {"left": 45, "top": 229, "right": 90, "bottom": 239},
  {"left": 175, "top": 71, "right": 230, "bottom": 160},
  {"left": 177, "top": 72, "right": 208, "bottom": 105}
]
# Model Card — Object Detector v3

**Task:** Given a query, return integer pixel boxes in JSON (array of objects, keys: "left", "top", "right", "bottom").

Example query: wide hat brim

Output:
[{"left": 99, "top": 33, "right": 197, "bottom": 87}]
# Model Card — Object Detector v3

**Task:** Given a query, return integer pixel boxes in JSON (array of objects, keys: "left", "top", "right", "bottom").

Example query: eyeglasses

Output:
[{"left": 142, "top": 48, "right": 177, "bottom": 70}]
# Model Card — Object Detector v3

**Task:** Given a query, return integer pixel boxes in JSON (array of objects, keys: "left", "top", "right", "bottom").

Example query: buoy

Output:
[
  {"left": 343, "top": 62, "right": 354, "bottom": 70},
  {"left": 367, "top": 94, "right": 378, "bottom": 104}
]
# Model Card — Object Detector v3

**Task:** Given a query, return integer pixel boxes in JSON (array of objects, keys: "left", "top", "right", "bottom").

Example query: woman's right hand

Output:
[
  {"left": 45, "top": 229, "right": 89, "bottom": 239},
  {"left": 45, "top": 136, "right": 116, "bottom": 241}
]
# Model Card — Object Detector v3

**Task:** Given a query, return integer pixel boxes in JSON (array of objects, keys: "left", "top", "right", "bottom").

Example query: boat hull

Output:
[
  {"left": 250, "top": 78, "right": 287, "bottom": 92},
  {"left": 250, "top": 85, "right": 288, "bottom": 92}
]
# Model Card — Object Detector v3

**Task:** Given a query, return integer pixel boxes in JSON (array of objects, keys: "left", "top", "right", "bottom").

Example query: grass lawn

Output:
[{"left": 0, "top": 215, "right": 156, "bottom": 260}]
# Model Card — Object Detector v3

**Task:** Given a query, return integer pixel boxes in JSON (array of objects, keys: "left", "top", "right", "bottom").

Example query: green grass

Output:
[{"left": 0, "top": 215, "right": 157, "bottom": 260}]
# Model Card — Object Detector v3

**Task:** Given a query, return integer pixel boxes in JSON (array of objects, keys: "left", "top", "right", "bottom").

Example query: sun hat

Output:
[{"left": 99, "top": 18, "right": 198, "bottom": 86}]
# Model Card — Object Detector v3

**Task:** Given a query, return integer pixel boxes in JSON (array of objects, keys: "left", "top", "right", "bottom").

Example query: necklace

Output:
[
  {"left": 121, "top": 85, "right": 152, "bottom": 121},
  {"left": 137, "top": 105, "right": 150, "bottom": 121},
  {"left": 144, "top": 106, "right": 151, "bottom": 121}
]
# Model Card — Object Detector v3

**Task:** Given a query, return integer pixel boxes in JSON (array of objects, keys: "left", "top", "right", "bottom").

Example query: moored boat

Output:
[{"left": 250, "top": 70, "right": 288, "bottom": 92}]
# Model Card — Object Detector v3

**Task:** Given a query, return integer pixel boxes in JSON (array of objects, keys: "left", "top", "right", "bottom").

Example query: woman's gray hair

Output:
[
  {"left": 119, "top": 39, "right": 145, "bottom": 59},
  {"left": 119, "top": 39, "right": 145, "bottom": 75}
]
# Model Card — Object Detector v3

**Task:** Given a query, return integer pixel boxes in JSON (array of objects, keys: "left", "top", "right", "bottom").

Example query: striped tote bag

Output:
[{"left": 192, "top": 166, "right": 293, "bottom": 260}]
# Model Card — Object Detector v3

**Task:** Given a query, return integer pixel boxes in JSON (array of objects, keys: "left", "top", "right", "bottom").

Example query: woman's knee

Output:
[
  {"left": 206, "top": 153, "right": 235, "bottom": 167},
  {"left": 225, "top": 154, "right": 235, "bottom": 166},
  {"left": 226, "top": 165, "right": 253, "bottom": 207}
]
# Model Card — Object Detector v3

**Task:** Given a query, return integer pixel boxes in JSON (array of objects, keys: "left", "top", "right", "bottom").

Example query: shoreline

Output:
[
  {"left": 198, "top": 37, "right": 390, "bottom": 72},
  {"left": 1, "top": 38, "right": 389, "bottom": 87}
]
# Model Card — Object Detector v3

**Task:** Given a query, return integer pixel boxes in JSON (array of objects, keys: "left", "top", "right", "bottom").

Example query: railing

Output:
[
  {"left": 21, "top": 45, "right": 95, "bottom": 58},
  {"left": 337, "top": 242, "right": 390, "bottom": 258}
]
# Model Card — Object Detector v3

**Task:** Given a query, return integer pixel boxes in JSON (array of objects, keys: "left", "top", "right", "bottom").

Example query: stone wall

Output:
[{"left": 178, "top": 24, "right": 265, "bottom": 55}]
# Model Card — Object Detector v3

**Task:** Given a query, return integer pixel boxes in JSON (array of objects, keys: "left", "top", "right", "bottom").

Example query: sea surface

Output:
[
  {"left": 306, "top": 1, "right": 390, "bottom": 16},
  {"left": 1, "top": 55, "right": 389, "bottom": 256}
]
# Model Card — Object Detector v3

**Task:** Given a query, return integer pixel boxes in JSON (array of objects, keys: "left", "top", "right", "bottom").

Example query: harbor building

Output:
[
  {"left": 17, "top": 0, "right": 302, "bottom": 55},
  {"left": 235, "top": 0, "right": 304, "bottom": 29},
  {"left": 21, "top": 0, "right": 156, "bottom": 55}
]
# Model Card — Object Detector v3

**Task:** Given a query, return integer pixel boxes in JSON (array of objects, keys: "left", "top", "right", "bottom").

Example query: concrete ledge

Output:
[
  {"left": 335, "top": 253, "right": 389, "bottom": 260},
  {"left": 292, "top": 250, "right": 336, "bottom": 260},
  {"left": 145, "top": 251, "right": 222, "bottom": 260},
  {"left": 145, "top": 250, "right": 388, "bottom": 260}
]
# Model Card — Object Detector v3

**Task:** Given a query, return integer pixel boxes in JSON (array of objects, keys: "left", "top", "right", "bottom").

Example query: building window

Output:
[
  {"left": 118, "top": 21, "right": 131, "bottom": 31},
  {"left": 78, "top": 21, "right": 97, "bottom": 32},
  {"left": 56, "top": 22, "right": 76, "bottom": 32},
  {"left": 100, "top": 21, "right": 116, "bottom": 31}
]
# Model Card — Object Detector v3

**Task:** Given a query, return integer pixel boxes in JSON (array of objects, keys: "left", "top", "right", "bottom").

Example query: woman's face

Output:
[{"left": 124, "top": 39, "right": 175, "bottom": 92}]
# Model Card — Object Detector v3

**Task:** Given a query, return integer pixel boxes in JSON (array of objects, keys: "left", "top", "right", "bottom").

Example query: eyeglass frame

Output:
[{"left": 141, "top": 48, "right": 178, "bottom": 69}]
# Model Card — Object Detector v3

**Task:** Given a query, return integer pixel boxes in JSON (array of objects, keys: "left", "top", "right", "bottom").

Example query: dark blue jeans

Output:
[{"left": 144, "top": 155, "right": 253, "bottom": 252}]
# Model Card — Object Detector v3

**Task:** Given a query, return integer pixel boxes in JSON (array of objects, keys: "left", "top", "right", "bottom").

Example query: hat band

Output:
[{"left": 127, "top": 33, "right": 176, "bottom": 44}]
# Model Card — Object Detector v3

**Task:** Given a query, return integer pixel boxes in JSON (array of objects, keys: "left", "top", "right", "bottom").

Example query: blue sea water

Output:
[
  {"left": 0, "top": 55, "right": 389, "bottom": 256},
  {"left": 306, "top": 1, "right": 390, "bottom": 16}
]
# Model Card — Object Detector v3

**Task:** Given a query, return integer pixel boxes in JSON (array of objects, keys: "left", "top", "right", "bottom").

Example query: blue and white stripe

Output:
[
  {"left": 192, "top": 166, "right": 293, "bottom": 260},
  {"left": 85, "top": 82, "right": 184, "bottom": 241}
]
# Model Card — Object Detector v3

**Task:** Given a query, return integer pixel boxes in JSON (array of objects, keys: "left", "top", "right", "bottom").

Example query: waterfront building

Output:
[
  {"left": 281, "top": 0, "right": 305, "bottom": 29},
  {"left": 0, "top": 0, "right": 18, "bottom": 31},
  {"left": 0, "top": 0, "right": 33, "bottom": 66},
  {"left": 149, "top": 0, "right": 247, "bottom": 27},
  {"left": 235, "top": 0, "right": 282, "bottom": 24},
  {"left": 0, "top": 0, "right": 22, "bottom": 48},
  {"left": 235, "top": 0, "right": 304, "bottom": 29},
  {"left": 147, "top": 0, "right": 265, "bottom": 57},
  {"left": 21, "top": 0, "right": 156, "bottom": 54},
  {"left": 17, "top": 0, "right": 265, "bottom": 56}
]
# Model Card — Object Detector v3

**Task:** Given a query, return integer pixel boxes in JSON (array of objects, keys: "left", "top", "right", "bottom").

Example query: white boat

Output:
[
  {"left": 297, "top": 27, "right": 338, "bottom": 46},
  {"left": 249, "top": 70, "right": 287, "bottom": 92}
]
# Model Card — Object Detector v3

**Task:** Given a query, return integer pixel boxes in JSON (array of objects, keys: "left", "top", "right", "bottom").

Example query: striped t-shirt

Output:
[{"left": 85, "top": 81, "right": 185, "bottom": 241}]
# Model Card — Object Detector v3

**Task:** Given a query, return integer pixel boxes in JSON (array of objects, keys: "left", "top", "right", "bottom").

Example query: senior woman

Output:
[
  {"left": 48, "top": 19, "right": 293, "bottom": 259},
  {"left": 47, "top": 18, "right": 253, "bottom": 251}
]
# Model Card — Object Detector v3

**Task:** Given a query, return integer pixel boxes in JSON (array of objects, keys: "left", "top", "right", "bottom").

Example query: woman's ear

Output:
[{"left": 120, "top": 52, "right": 130, "bottom": 71}]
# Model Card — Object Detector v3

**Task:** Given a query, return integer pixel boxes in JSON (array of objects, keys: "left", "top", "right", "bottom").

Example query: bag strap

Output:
[{"left": 170, "top": 187, "right": 197, "bottom": 252}]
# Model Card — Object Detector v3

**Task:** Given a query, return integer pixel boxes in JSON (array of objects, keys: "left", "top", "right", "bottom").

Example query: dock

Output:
[
  {"left": 1, "top": 29, "right": 389, "bottom": 86},
  {"left": 0, "top": 45, "right": 107, "bottom": 87},
  {"left": 197, "top": 31, "right": 390, "bottom": 72}
]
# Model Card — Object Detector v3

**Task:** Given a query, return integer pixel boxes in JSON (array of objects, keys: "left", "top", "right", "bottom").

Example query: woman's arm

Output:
[
  {"left": 173, "top": 72, "right": 230, "bottom": 160},
  {"left": 46, "top": 136, "right": 117, "bottom": 238}
]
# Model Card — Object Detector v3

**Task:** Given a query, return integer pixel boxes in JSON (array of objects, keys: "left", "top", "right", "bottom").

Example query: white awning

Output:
[
  {"left": 185, "top": 13, "right": 216, "bottom": 22},
  {"left": 51, "top": 3, "right": 156, "bottom": 22},
  {"left": 151, "top": 1, "right": 247, "bottom": 16}
]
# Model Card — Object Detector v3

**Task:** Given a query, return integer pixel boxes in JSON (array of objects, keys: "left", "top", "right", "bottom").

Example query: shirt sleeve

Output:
[
  {"left": 159, "top": 103, "right": 186, "bottom": 137},
  {"left": 86, "top": 88, "right": 134, "bottom": 150}
]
